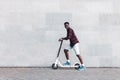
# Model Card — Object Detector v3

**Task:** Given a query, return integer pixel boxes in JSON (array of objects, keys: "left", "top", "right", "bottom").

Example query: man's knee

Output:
[{"left": 64, "top": 49, "right": 68, "bottom": 53}]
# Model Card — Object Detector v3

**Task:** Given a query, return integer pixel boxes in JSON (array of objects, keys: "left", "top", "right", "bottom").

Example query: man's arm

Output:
[{"left": 62, "top": 29, "right": 72, "bottom": 40}]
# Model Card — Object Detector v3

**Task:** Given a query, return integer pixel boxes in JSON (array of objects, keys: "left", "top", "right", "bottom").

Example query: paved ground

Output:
[{"left": 0, "top": 67, "right": 119, "bottom": 80}]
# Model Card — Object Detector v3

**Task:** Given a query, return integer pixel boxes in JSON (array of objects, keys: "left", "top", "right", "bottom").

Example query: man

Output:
[{"left": 59, "top": 22, "right": 86, "bottom": 71}]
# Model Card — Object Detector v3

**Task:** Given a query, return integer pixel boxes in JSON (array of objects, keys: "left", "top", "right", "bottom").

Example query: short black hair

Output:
[{"left": 64, "top": 22, "right": 69, "bottom": 25}]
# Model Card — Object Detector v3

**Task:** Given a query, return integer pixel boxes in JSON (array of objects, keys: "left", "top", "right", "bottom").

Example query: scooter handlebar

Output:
[{"left": 58, "top": 38, "right": 63, "bottom": 42}]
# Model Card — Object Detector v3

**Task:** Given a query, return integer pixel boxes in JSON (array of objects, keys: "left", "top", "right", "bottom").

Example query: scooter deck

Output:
[{"left": 60, "top": 65, "right": 78, "bottom": 68}]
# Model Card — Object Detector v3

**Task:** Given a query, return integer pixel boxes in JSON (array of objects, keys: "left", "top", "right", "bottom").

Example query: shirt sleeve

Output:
[{"left": 62, "top": 29, "right": 72, "bottom": 40}]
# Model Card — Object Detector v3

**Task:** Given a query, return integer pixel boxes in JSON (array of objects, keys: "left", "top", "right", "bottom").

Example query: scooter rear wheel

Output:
[
  {"left": 74, "top": 63, "right": 80, "bottom": 70},
  {"left": 52, "top": 63, "right": 58, "bottom": 69}
]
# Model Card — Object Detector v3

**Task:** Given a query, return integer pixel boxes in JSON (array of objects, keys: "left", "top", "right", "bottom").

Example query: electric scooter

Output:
[{"left": 52, "top": 40, "right": 80, "bottom": 70}]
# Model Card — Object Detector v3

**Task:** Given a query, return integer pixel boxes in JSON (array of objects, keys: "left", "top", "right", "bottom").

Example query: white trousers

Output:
[{"left": 65, "top": 43, "right": 80, "bottom": 55}]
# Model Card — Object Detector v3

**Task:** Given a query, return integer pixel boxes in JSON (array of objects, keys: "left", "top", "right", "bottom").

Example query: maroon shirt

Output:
[{"left": 62, "top": 27, "right": 79, "bottom": 47}]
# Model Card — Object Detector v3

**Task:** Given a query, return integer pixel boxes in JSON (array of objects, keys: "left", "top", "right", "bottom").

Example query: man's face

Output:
[{"left": 64, "top": 24, "right": 69, "bottom": 29}]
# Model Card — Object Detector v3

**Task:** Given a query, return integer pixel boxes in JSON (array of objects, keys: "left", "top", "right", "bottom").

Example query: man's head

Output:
[{"left": 64, "top": 22, "right": 70, "bottom": 29}]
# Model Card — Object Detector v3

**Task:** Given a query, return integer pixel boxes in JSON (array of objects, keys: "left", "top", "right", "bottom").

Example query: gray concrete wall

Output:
[{"left": 0, "top": 0, "right": 120, "bottom": 67}]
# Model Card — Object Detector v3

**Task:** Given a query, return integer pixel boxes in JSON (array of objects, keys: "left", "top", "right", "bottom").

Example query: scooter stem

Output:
[{"left": 57, "top": 40, "right": 63, "bottom": 57}]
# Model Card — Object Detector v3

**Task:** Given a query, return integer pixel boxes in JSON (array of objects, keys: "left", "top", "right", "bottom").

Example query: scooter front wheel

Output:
[{"left": 52, "top": 63, "right": 58, "bottom": 69}]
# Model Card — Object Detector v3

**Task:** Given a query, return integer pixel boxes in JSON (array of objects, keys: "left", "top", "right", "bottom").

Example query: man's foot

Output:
[
  {"left": 78, "top": 65, "right": 86, "bottom": 71},
  {"left": 63, "top": 61, "right": 71, "bottom": 66}
]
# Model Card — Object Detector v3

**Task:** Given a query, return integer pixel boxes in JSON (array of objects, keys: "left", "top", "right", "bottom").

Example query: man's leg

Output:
[
  {"left": 73, "top": 43, "right": 85, "bottom": 68},
  {"left": 73, "top": 43, "right": 86, "bottom": 70},
  {"left": 76, "top": 55, "right": 84, "bottom": 65},
  {"left": 63, "top": 49, "right": 71, "bottom": 65},
  {"left": 64, "top": 45, "right": 71, "bottom": 63},
  {"left": 64, "top": 49, "right": 69, "bottom": 60},
  {"left": 77, "top": 54, "right": 86, "bottom": 71}
]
